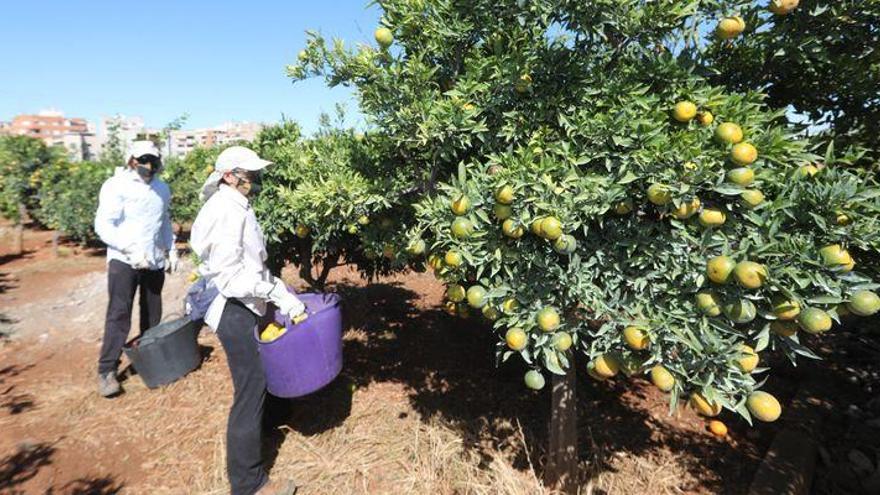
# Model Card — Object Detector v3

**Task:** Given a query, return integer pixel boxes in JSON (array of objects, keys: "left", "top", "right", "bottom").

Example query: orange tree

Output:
[{"left": 289, "top": 0, "right": 880, "bottom": 432}]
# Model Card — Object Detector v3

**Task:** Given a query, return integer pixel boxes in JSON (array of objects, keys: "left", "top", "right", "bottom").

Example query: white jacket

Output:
[
  {"left": 189, "top": 184, "right": 277, "bottom": 330},
  {"left": 94, "top": 167, "right": 173, "bottom": 270}
]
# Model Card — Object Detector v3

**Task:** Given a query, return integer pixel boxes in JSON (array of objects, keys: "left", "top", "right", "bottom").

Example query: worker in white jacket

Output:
[
  {"left": 94, "top": 140, "right": 177, "bottom": 398},
  {"left": 190, "top": 146, "right": 303, "bottom": 495}
]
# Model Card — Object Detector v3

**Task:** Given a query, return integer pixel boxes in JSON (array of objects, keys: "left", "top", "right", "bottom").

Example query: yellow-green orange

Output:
[
  {"left": 731, "top": 142, "right": 758, "bottom": 166},
  {"left": 650, "top": 366, "right": 675, "bottom": 392},
  {"left": 716, "top": 122, "right": 744, "bottom": 144},
  {"left": 444, "top": 250, "right": 463, "bottom": 267},
  {"left": 741, "top": 189, "right": 765, "bottom": 208},
  {"left": 716, "top": 16, "right": 745, "bottom": 39},
  {"left": 447, "top": 284, "right": 466, "bottom": 302},
  {"left": 847, "top": 290, "right": 880, "bottom": 317},
  {"left": 451, "top": 217, "right": 474, "bottom": 239},
  {"left": 622, "top": 326, "right": 650, "bottom": 351},
  {"left": 614, "top": 199, "right": 634, "bottom": 215},
  {"left": 536, "top": 307, "right": 561, "bottom": 332},
  {"left": 482, "top": 305, "right": 499, "bottom": 321},
  {"left": 451, "top": 195, "right": 470, "bottom": 215},
  {"left": 672, "top": 101, "right": 698, "bottom": 122},
  {"left": 747, "top": 391, "right": 782, "bottom": 422},
  {"left": 819, "top": 244, "right": 854, "bottom": 272},
  {"left": 592, "top": 354, "right": 620, "bottom": 378},
  {"left": 505, "top": 328, "right": 527, "bottom": 351},
  {"left": 772, "top": 297, "right": 801, "bottom": 320},
  {"left": 647, "top": 183, "right": 672, "bottom": 206},
  {"left": 724, "top": 299, "right": 757, "bottom": 324},
  {"left": 540, "top": 217, "right": 563, "bottom": 241},
  {"left": 727, "top": 167, "right": 755, "bottom": 186},
  {"left": 672, "top": 197, "right": 701, "bottom": 220},
  {"left": 770, "top": 0, "right": 799, "bottom": 15},
  {"left": 406, "top": 239, "right": 426, "bottom": 256},
  {"left": 697, "top": 111, "right": 714, "bottom": 126},
  {"left": 737, "top": 344, "right": 759, "bottom": 373},
  {"left": 734, "top": 261, "right": 767, "bottom": 289},
  {"left": 374, "top": 27, "right": 394, "bottom": 48},
  {"left": 771, "top": 320, "right": 798, "bottom": 337},
  {"left": 493, "top": 203, "right": 513, "bottom": 220},
  {"left": 524, "top": 370, "right": 545, "bottom": 390},
  {"left": 552, "top": 332, "right": 573, "bottom": 352},
  {"left": 466, "top": 285, "right": 488, "bottom": 309},
  {"left": 553, "top": 234, "right": 577, "bottom": 254},
  {"left": 695, "top": 291, "right": 723, "bottom": 317},
  {"left": 699, "top": 208, "right": 726, "bottom": 228},
  {"left": 502, "top": 219, "right": 524, "bottom": 239},
  {"left": 707, "top": 255, "right": 736, "bottom": 284},
  {"left": 530, "top": 217, "right": 545, "bottom": 236},
  {"left": 798, "top": 164, "right": 820, "bottom": 178},
  {"left": 798, "top": 308, "right": 832, "bottom": 334},
  {"left": 501, "top": 298, "right": 518, "bottom": 314},
  {"left": 495, "top": 185, "right": 514, "bottom": 205},
  {"left": 690, "top": 393, "right": 722, "bottom": 417}
]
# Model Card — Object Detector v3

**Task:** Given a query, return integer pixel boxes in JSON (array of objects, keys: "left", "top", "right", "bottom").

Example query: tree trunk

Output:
[
  {"left": 52, "top": 231, "right": 60, "bottom": 258},
  {"left": 11, "top": 203, "right": 26, "bottom": 255},
  {"left": 545, "top": 362, "right": 578, "bottom": 493}
]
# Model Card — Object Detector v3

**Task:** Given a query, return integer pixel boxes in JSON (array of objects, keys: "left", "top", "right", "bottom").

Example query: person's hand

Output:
[
  {"left": 165, "top": 248, "right": 179, "bottom": 273},
  {"left": 267, "top": 280, "right": 306, "bottom": 319},
  {"left": 128, "top": 251, "right": 150, "bottom": 270}
]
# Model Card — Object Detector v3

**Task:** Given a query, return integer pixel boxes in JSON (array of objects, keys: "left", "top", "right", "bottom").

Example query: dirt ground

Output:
[{"left": 1, "top": 226, "right": 878, "bottom": 494}]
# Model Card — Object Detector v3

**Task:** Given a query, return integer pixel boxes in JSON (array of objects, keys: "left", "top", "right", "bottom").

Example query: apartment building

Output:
[
  {"left": 169, "top": 121, "right": 263, "bottom": 157},
  {"left": 2, "top": 109, "right": 97, "bottom": 161}
]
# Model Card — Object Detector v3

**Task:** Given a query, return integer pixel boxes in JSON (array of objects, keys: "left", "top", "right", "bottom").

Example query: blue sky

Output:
[{"left": 0, "top": 1, "right": 380, "bottom": 134}]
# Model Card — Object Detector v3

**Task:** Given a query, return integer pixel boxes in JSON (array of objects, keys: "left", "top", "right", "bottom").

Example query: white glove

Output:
[
  {"left": 128, "top": 251, "right": 150, "bottom": 270},
  {"left": 267, "top": 279, "right": 306, "bottom": 319},
  {"left": 166, "top": 248, "right": 179, "bottom": 273}
]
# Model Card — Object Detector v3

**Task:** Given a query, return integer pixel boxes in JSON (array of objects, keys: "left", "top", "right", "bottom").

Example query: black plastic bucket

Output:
[{"left": 123, "top": 317, "right": 202, "bottom": 389}]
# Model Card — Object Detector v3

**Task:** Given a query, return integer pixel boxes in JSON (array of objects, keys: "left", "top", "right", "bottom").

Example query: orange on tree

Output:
[
  {"left": 708, "top": 420, "right": 728, "bottom": 438},
  {"left": 798, "top": 307, "right": 832, "bottom": 334},
  {"left": 505, "top": 327, "right": 527, "bottom": 351},
  {"left": 406, "top": 239, "right": 426, "bottom": 256},
  {"left": 357, "top": 215, "right": 370, "bottom": 225},
  {"left": 731, "top": 142, "right": 758, "bottom": 166},
  {"left": 716, "top": 16, "right": 745, "bottom": 40},
  {"left": 672, "top": 101, "right": 698, "bottom": 122},
  {"left": 447, "top": 284, "right": 466, "bottom": 302},
  {"left": 835, "top": 212, "right": 851, "bottom": 226},
  {"left": 741, "top": 189, "right": 765, "bottom": 208},
  {"left": 672, "top": 197, "right": 700, "bottom": 220},
  {"left": 699, "top": 207, "right": 727, "bottom": 228},
  {"left": 501, "top": 297, "right": 519, "bottom": 314},
  {"left": 650, "top": 365, "right": 675, "bottom": 392},
  {"left": 502, "top": 219, "right": 524, "bottom": 239},
  {"left": 451, "top": 217, "right": 474, "bottom": 239},
  {"left": 466, "top": 285, "right": 488, "bottom": 308},
  {"left": 552, "top": 332, "right": 573, "bottom": 352},
  {"left": 444, "top": 249, "right": 463, "bottom": 268},
  {"left": 536, "top": 307, "right": 561, "bottom": 332},
  {"left": 747, "top": 391, "right": 782, "bottom": 422},
  {"left": 540, "top": 216, "right": 563, "bottom": 240},
  {"left": 374, "top": 26, "right": 394, "bottom": 49},
  {"left": 727, "top": 167, "right": 755, "bottom": 187},
  {"left": 772, "top": 297, "right": 801, "bottom": 320},
  {"left": 736, "top": 344, "right": 759, "bottom": 373},
  {"left": 847, "top": 290, "right": 880, "bottom": 317},
  {"left": 819, "top": 244, "right": 854, "bottom": 272},
  {"left": 295, "top": 224, "right": 311, "bottom": 238},
  {"left": 769, "top": 0, "right": 799, "bottom": 15},
  {"left": 691, "top": 393, "right": 722, "bottom": 417},
  {"left": 614, "top": 198, "right": 634, "bottom": 215},
  {"left": 771, "top": 320, "right": 798, "bottom": 338},
  {"left": 697, "top": 111, "right": 714, "bottom": 126},
  {"left": 716, "top": 122, "right": 744, "bottom": 144},
  {"left": 524, "top": 369, "right": 545, "bottom": 390},
  {"left": 514, "top": 74, "right": 532, "bottom": 94},
  {"left": 647, "top": 183, "right": 672, "bottom": 206},
  {"left": 482, "top": 305, "right": 499, "bottom": 321},
  {"left": 707, "top": 255, "right": 736, "bottom": 284},
  {"left": 734, "top": 261, "right": 767, "bottom": 289},
  {"left": 724, "top": 299, "right": 757, "bottom": 324},
  {"left": 798, "top": 164, "right": 820, "bottom": 178},
  {"left": 622, "top": 326, "right": 650, "bottom": 350},
  {"left": 553, "top": 234, "right": 577, "bottom": 254},
  {"left": 493, "top": 203, "right": 513, "bottom": 220},
  {"left": 591, "top": 354, "right": 620, "bottom": 378},
  {"left": 695, "top": 291, "right": 723, "bottom": 317},
  {"left": 494, "top": 184, "right": 515, "bottom": 205},
  {"left": 530, "top": 217, "right": 545, "bottom": 235},
  {"left": 451, "top": 195, "right": 470, "bottom": 215}
]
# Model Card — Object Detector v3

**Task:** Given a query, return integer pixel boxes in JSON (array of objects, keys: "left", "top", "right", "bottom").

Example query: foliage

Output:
[
  {"left": 31, "top": 160, "right": 114, "bottom": 243},
  {"left": 0, "top": 136, "right": 60, "bottom": 222},
  {"left": 161, "top": 146, "right": 219, "bottom": 225},
  {"left": 287, "top": 0, "right": 880, "bottom": 422}
]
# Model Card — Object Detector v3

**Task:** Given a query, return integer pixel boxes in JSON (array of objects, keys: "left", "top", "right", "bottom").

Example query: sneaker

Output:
[
  {"left": 97, "top": 372, "right": 121, "bottom": 397},
  {"left": 256, "top": 479, "right": 297, "bottom": 495}
]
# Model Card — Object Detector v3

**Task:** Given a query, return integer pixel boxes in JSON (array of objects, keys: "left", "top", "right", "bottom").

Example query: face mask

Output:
[
  {"left": 136, "top": 165, "right": 156, "bottom": 182},
  {"left": 233, "top": 171, "right": 262, "bottom": 198}
]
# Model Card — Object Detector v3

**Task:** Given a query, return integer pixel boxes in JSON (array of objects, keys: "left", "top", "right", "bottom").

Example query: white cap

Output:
[
  {"left": 214, "top": 146, "right": 273, "bottom": 172},
  {"left": 127, "top": 140, "right": 161, "bottom": 159}
]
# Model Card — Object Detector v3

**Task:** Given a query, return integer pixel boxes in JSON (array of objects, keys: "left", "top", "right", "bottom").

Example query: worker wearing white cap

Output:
[
  {"left": 189, "top": 146, "right": 302, "bottom": 495},
  {"left": 94, "top": 140, "right": 177, "bottom": 398}
]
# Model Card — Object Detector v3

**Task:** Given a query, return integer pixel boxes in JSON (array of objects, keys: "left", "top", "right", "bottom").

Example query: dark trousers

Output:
[
  {"left": 98, "top": 259, "right": 165, "bottom": 374},
  {"left": 217, "top": 298, "right": 269, "bottom": 495}
]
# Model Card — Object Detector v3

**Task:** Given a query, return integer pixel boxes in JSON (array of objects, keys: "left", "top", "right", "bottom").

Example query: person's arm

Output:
[
  {"left": 210, "top": 212, "right": 275, "bottom": 300},
  {"left": 93, "top": 179, "right": 132, "bottom": 252}
]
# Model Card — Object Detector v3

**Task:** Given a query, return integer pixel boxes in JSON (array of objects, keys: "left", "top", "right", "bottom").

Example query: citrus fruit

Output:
[
  {"left": 716, "top": 122, "right": 744, "bottom": 144},
  {"left": 553, "top": 234, "right": 577, "bottom": 254},
  {"left": 798, "top": 308, "right": 832, "bottom": 334},
  {"left": 716, "top": 16, "right": 745, "bottom": 39},
  {"left": 741, "top": 189, "right": 765, "bottom": 208},
  {"left": 847, "top": 290, "right": 880, "bottom": 317},
  {"left": 672, "top": 101, "right": 698, "bottom": 122},
  {"left": 691, "top": 393, "right": 722, "bottom": 417},
  {"left": 771, "top": 320, "right": 798, "bottom": 337},
  {"left": 375, "top": 27, "right": 394, "bottom": 48},
  {"left": 772, "top": 297, "right": 801, "bottom": 320},
  {"left": 707, "top": 255, "right": 736, "bottom": 284},
  {"left": 737, "top": 344, "right": 759, "bottom": 373},
  {"left": 614, "top": 198, "right": 634, "bottom": 215},
  {"left": 451, "top": 217, "right": 474, "bottom": 239},
  {"left": 462, "top": 103, "right": 475, "bottom": 112},
  {"left": 798, "top": 164, "right": 820, "bottom": 178},
  {"left": 406, "top": 239, "right": 426, "bottom": 256},
  {"left": 622, "top": 326, "right": 650, "bottom": 350},
  {"left": 647, "top": 183, "right": 672, "bottom": 206},
  {"left": 819, "top": 244, "right": 854, "bottom": 272},
  {"left": 447, "top": 284, "right": 466, "bottom": 302},
  {"left": 501, "top": 298, "right": 519, "bottom": 314},
  {"left": 724, "top": 299, "right": 757, "bottom": 324},
  {"left": 683, "top": 161, "right": 698, "bottom": 171},
  {"left": 347, "top": 225, "right": 358, "bottom": 234},
  {"left": 537, "top": 307, "right": 561, "bottom": 332},
  {"left": 493, "top": 203, "right": 513, "bottom": 220},
  {"left": 466, "top": 285, "right": 488, "bottom": 308},
  {"left": 699, "top": 208, "right": 726, "bottom": 228},
  {"left": 451, "top": 195, "right": 470, "bottom": 215},
  {"left": 295, "top": 224, "right": 311, "bottom": 238},
  {"left": 769, "top": 0, "right": 799, "bottom": 15},
  {"left": 697, "top": 111, "right": 714, "bottom": 126},
  {"left": 524, "top": 370, "right": 545, "bottom": 390},
  {"left": 357, "top": 215, "right": 370, "bottom": 225},
  {"left": 482, "top": 305, "right": 499, "bottom": 321},
  {"left": 553, "top": 332, "right": 573, "bottom": 352},
  {"left": 708, "top": 420, "right": 728, "bottom": 438},
  {"left": 506, "top": 327, "right": 527, "bottom": 351},
  {"left": 514, "top": 74, "right": 532, "bottom": 94},
  {"left": 731, "top": 142, "right": 758, "bottom": 166},
  {"left": 592, "top": 354, "right": 619, "bottom": 378},
  {"left": 650, "top": 366, "right": 675, "bottom": 392},
  {"left": 444, "top": 250, "right": 463, "bottom": 267},
  {"left": 734, "top": 261, "right": 767, "bottom": 289},
  {"left": 540, "top": 217, "right": 563, "bottom": 240},
  {"left": 672, "top": 197, "right": 701, "bottom": 220},
  {"left": 835, "top": 212, "right": 851, "bottom": 225},
  {"left": 695, "top": 291, "right": 723, "bottom": 317},
  {"left": 727, "top": 167, "right": 755, "bottom": 186},
  {"left": 495, "top": 185, "right": 515, "bottom": 205},
  {"left": 530, "top": 217, "right": 545, "bottom": 236},
  {"left": 502, "top": 219, "right": 524, "bottom": 239},
  {"left": 443, "top": 301, "right": 457, "bottom": 316},
  {"left": 587, "top": 367, "right": 607, "bottom": 382},
  {"left": 747, "top": 391, "right": 782, "bottom": 422}
]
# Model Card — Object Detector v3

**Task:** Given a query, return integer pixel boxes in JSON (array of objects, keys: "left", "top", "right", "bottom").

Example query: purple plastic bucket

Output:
[{"left": 255, "top": 292, "right": 343, "bottom": 398}]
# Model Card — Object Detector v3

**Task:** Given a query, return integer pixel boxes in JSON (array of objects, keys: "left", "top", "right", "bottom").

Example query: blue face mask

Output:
[{"left": 136, "top": 165, "right": 156, "bottom": 181}]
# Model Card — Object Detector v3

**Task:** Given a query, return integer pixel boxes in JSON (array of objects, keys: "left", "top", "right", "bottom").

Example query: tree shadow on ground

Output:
[
  {"left": 46, "top": 477, "right": 124, "bottom": 495},
  {"left": 316, "top": 280, "right": 774, "bottom": 494},
  {"left": 0, "top": 271, "right": 19, "bottom": 294},
  {"left": 0, "top": 251, "right": 35, "bottom": 267},
  {"left": 1, "top": 385, "right": 36, "bottom": 415},
  {"left": 0, "top": 442, "right": 55, "bottom": 491}
]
